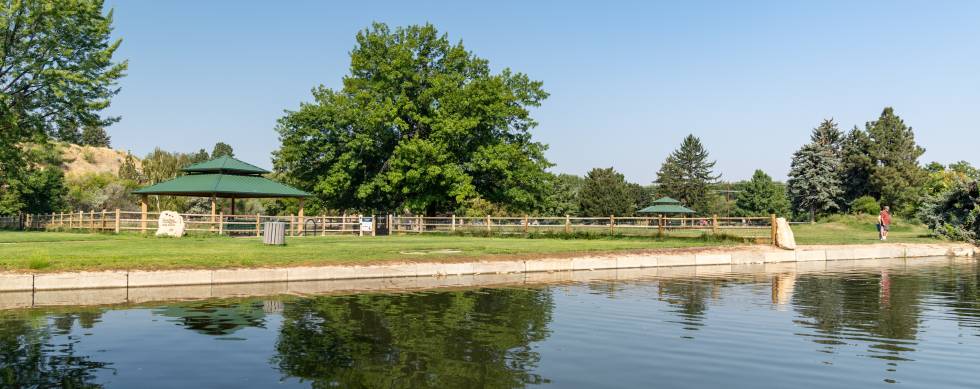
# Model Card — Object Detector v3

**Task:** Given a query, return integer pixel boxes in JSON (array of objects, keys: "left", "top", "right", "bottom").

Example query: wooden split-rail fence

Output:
[{"left": 1, "top": 211, "right": 779, "bottom": 243}]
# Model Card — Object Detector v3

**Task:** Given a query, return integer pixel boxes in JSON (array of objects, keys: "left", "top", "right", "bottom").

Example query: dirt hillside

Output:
[{"left": 60, "top": 143, "right": 141, "bottom": 178}]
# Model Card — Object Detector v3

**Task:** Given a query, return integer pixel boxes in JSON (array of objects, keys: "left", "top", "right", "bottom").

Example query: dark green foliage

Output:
[
  {"left": 655, "top": 134, "right": 720, "bottom": 213},
  {"left": 810, "top": 118, "right": 844, "bottom": 151},
  {"left": 577, "top": 168, "right": 637, "bottom": 216},
  {"left": 788, "top": 142, "right": 842, "bottom": 221},
  {"left": 211, "top": 142, "right": 234, "bottom": 158},
  {"left": 840, "top": 126, "right": 874, "bottom": 205},
  {"left": 841, "top": 108, "right": 926, "bottom": 214},
  {"left": 541, "top": 173, "right": 584, "bottom": 216},
  {"left": 0, "top": 144, "right": 66, "bottom": 214},
  {"left": 735, "top": 170, "right": 790, "bottom": 216},
  {"left": 865, "top": 108, "right": 926, "bottom": 213},
  {"left": 80, "top": 127, "right": 111, "bottom": 147},
  {"left": 849, "top": 195, "right": 880, "bottom": 215},
  {"left": 274, "top": 23, "right": 551, "bottom": 215},
  {"left": 0, "top": 0, "right": 125, "bottom": 214},
  {"left": 919, "top": 181, "right": 979, "bottom": 243}
]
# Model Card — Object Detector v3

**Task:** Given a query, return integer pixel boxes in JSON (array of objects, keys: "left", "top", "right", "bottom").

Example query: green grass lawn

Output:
[
  {"left": 0, "top": 215, "right": 948, "bottom": 272},
  {"left": 791, "top": 214, "right": 939, "bottom": 245},
  {"left": 0, "top": 232, "right": 736, "bottom": 272}
]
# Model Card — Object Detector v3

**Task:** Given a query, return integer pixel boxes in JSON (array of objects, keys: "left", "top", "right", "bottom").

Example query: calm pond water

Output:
[{"left": 3, "top": 259, "right": 980, "bottom": 388}]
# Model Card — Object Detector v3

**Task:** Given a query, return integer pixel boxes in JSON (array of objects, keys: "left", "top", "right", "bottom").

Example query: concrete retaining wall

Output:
[{"left": 0, "top": 243, "right": 975, "bottom": 292}]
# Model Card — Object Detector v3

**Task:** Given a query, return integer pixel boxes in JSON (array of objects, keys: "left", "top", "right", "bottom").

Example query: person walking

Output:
[{"left": 878, "top": 206, "right": 891, "bottom": 241}]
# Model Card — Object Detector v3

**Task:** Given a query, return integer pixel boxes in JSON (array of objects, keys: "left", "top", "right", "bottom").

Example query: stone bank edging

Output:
[{"left": 1, "top": 243, "right": 976, "bottom": 292}]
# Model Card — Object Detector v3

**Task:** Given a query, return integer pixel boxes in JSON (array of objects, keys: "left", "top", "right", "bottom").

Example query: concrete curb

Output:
[{"left": 0, "top": 243, "right": 975, "bottom": 292}]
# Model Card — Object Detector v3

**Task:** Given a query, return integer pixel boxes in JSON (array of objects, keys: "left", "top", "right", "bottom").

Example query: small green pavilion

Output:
[
  {"left": 637, "top": 197, "right": 696, "bottom": 215},
  {"left": 133, "top": 156, "right": 310, "bottom": 229}
]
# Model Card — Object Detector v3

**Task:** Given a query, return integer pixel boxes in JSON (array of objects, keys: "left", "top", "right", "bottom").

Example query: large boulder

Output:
[
  {"left": 775, "top": 217, "right": 796, "bottom": 250},
  {"left": 156, "top": 211, "right": 186, "bottom": 237}
]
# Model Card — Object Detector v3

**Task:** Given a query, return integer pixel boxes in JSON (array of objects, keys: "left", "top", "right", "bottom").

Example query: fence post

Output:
[
  {"left": 114, "top": 209, "right": 120, "bottom": 234},
  {"left": 371, "top": 214, "right": 377, "bottom": 237},
  {"left": 712, "top": 214, "right": 718, "bottom": 235},
  {"left": 26, "top": 214, "right": 31, "bottom": 230},
  {"left": 60, "top": 212, "right": 64, "bottom": 227},
  {"left": 451, "top": 214, "right": 456, "bottom": 232},
  {"left": 610, "top": 215, "right": 615, "bottom": 234},
  {"left": 523, "top": 214, "right": 529, "bottom": 233},
  {"left": 89, "top": 210, "right": 95, "bottom": 231},
  {"left": 485, "top": 214, "right": 491, "bottom": 234},
  {"left": 140, "top": 195, "right": 148, "bottom": 234},
  {"left": 658, "top": 215, "right": 665, "bottom": 235},
  {"left": 388, "top": 214, "right": 393, "bottom": 234},
  {"left": 770, "top": 214, "right": 778, "bottom": 246},
  {"left": 256, "top": 213, "right": 262, "bottom": 237},
  {"left": 79, "top": 211, "right": 84, "bottom": 231},
  {"left": 565, "top": 214, "right": 571, "bottom": 234},
  {"left": 101, "top": 210, "right": 107, "bottom": 231},
  {"left": 218, "top": 213, "right": 224, "bottom": 235}
]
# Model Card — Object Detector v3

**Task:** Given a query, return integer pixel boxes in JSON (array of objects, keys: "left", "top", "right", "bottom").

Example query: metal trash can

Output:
[{"left": 263, "top": 222, "right": 286, "bottom": 245}]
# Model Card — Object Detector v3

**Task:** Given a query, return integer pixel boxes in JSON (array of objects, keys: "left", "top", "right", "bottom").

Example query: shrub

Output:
[
  {"left": 849, "top": 196, "right": 880, "bottom": 215},
  {"left": 919, "top": 181, "right": 979, "bottom": 243}
]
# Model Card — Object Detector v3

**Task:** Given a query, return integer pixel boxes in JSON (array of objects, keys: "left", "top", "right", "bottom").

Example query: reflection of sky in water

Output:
[{"left": 2, "top": 261, "right": 980, "bottom": 388}]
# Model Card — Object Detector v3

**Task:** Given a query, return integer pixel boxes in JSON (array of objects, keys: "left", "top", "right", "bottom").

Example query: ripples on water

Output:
[{"left": 2, "top": 259, "right": 980, "bottom": 388}]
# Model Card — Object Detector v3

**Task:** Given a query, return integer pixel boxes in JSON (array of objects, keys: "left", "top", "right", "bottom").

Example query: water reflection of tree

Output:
[
  {"left": 657, "top": 278, "right": 724, "bottom": 331},
  {"left": 0, "top": 310, "right": 111, "bottom": 388},
  {"left": 930, "top": 262, "right": 980, "bottom": 332},
  {"left": 792, "top": 273, "right": 924, "bottom": 360},
  {"left": 273, "top": 287, "right": 554, "bottom": 388},
  {"left": 153, "top": 300, "right": 268, "bottom": 336}
]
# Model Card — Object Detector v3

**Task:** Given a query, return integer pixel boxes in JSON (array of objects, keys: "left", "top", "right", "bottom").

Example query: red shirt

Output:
[{"left": 880, "top": 210, "right": 891, "bottom": 225}]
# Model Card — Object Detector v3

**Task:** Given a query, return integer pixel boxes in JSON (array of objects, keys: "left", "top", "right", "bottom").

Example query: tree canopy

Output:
[
  {"left": 735, "top": 170, "right": 790, "bottom": 217},
  {"left": 274, "top": 23, "right": 551, "bottom": 215},
  {"left": 0, "top": 0, "right": 126, "bottom": 214},
  {"left": 577, "top": 167, "right": 638, "bottom": 217},
  {"left": 788, "top": 142, "right": 842, "bottom": 221},
  {"left": 655, "top": 134, "right": 720, "bottom": 213}
]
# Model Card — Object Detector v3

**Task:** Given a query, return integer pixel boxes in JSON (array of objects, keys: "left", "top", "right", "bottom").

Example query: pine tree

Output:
[
  {"left": 810, "top": 118, "right": 843, "bottom": 152},
  {"left": 81, "top": 127, "right": 111, "bottom": 147},
  {"left": 735, "top": 170, "right": 791, "bottom": 217},
  {"left": 578, "top": 167, "right": 636, "bottom": 217},
  {"left": 840, "top": 126, "right": 875, "bottom": 206},
  {"left": 865, "top": 107, "right": 926, "bottom": 212},
  {"left": 211, "top": 142, "right": 234, "bottom": 158},
  {"left": 788, "top": 143, "right": 842, "bottom": 221},
  {"left": 655, "top": 134, "right": 720, "bottom": 213}
]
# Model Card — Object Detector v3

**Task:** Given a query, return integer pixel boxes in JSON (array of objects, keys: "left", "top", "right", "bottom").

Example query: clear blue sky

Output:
[{"left": 103, "top": 0, "right": 980, "bottom": 182}]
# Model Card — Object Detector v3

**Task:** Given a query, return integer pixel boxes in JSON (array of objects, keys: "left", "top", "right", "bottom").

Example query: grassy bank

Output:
[
  {"left": 0, "top": 215, "right": 946, "bottom": 272},
  {"left": 0, "top": 232, "right": 738, "bottom": 272},
  {"left": 792, "top": 214, "right": 937, "bottom": 245}
]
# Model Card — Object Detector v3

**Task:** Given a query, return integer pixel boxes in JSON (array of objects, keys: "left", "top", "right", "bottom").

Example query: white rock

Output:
[
  {"left": 775, "top": 217, "right": 796, "bottom": 250},
  {"left": 155, "top": 211, "right": 185, "bottom": 237}
]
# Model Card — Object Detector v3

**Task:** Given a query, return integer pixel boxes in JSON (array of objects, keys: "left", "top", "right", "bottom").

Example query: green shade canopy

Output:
[
  {"left": 181, "top": 156, "right": 270, "bottom": 175},
  {"left": 651, "top": 197, "right": 682, "bottom": 204},
  {"left": 133, "top": 156, "right": 309, "bottom": 198},
  {"left": 638, "top": 197, "right": 696, "bottom": 214}
]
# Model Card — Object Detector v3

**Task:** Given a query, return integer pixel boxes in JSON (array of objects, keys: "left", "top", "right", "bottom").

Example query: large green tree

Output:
[
  {"left": 788, "top": 142, "right": 842, "bottom": 221},
  {"left": 865, "top": 107, "right": 926, "bottom": 212},
  {"left": 735, "top": 169, "right": 790, "bottom": 217},
  {"left": 211, "top": 142, "right": 234, "bottom": 158},
  {"left": 274, "top": 23, "right": 551, "bottom": 215},
  {"left": 0, "top": 0, "right": 126, "bottom": 214},
  {"left": 841, "top": 108, "right": 926, "bottom": 213},
  {"left": 577, "top": 167, "right": 637, "bottom": 217},
  {"left": 655, "top": 134, "right": 720, "bottom": 213}
]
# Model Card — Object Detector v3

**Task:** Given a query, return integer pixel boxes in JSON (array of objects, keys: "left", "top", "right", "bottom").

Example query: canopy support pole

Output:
[
  {"left": 230, "top": 197, "right": 236, "bottom": 216},
  {"left": 140, "top": 195, "right": 148, "bottom": 234},
  {"left": 210, "top": 195, "right": 217, "bottom": 231},
  {"left": 297, "top": 199, "right": 305, "bottom": 234}
]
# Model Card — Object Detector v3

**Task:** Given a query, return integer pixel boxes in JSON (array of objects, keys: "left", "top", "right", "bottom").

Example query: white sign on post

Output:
[
  {"left": 156, "top": 211, "right": 186, "bottom": 237},
  {"left": 360, "top": 216, "right": 373, "bottom": 235}
]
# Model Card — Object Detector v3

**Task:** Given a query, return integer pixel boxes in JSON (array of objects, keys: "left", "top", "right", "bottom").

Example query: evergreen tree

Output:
[
  {"left": 810, "top": 118, "right": 843, "bottom": 152},
  {"left": 735, "top": 170, "right": 791, "bottom": 217},
  {"left": 840, "top": 126, "right": 874, "bottom": 205},
  {"left": 541, "top": 173, "right": 583, "bottom": 216},
  {"left": 865, "top": 107, "right": 926, "bottom": 212},
  {"left": 788, "top": 143, "right": 842, "bottom": 221},
  {"left": 211, "top": 142, "right": 234, "bottom": 158},
  {"left": 655, "top": 135, "right": 720, "bottom": 213},
  {"left": 577, "top": 167, "right": 636, "bottom": 217},
  {"left": 81, "top": 127, "right": 111, "bottom": 147}
]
